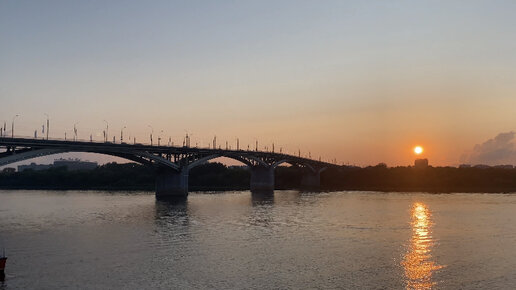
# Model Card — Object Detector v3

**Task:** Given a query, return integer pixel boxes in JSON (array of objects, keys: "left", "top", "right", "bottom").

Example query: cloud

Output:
[{"left": 462, "top": 131, "right": 516, "bottom": 165}]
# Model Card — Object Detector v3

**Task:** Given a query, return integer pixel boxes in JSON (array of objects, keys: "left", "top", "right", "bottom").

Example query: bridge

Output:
[{"left": 0, "top": 137, "right": 339, "bottom": 199}]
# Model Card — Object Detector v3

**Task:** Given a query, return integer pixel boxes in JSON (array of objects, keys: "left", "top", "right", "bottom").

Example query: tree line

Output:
[{"left": 2, "top": 162, "right": 516, "bottom": 193}]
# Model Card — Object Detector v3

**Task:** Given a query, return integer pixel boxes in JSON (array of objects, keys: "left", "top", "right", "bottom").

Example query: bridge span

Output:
[{"left": 0, "top": 137, "right": 339, "bottom": 199}]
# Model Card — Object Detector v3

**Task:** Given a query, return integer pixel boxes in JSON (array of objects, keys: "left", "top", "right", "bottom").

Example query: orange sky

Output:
[{"left": 2, "top": 1, "right": 516, "bottom": 167}]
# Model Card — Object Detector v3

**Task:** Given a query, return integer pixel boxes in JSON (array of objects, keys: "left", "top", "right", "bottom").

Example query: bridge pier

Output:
[
  {"left": 300, "top": 170, "right": 322, "bottom": 190},
  {"left": 155, "top": 168, "right": 189, "bottom": 200},
  {"left": 250, "top": 166, "right": 274, "bottom": 192}
]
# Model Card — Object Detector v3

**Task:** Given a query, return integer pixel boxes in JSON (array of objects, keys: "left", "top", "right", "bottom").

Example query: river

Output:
[{"left": 0, "top": 190, "right": 515, "bottom": 289}]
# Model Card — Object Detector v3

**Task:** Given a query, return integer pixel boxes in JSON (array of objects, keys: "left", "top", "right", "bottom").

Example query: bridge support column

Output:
[
  {"left": 250, "top": 166, "right": 274, "bottom": 192},
  {"left": 300, "top": 170, "right": 321, "bottom": 190},
  {"left": 155, "top": 168, "right": 189, "bottom": 200}
]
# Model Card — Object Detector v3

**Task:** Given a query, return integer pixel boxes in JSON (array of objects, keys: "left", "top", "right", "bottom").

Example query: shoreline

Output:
[{"left": 1, "top": 185, "right": 515, "bottom": 194}]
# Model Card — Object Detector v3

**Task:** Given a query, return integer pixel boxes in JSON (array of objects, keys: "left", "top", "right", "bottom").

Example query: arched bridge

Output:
[{"left": 0, "top": 137, "right": 339, "bottom": 199}]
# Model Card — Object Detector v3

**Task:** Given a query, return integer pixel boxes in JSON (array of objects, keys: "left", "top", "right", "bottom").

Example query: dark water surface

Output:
[{"left": 0, "top": 190, "right": 515, "bottom": 289}]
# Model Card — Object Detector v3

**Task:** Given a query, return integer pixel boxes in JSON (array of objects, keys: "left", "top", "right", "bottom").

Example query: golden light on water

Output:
[{"left": 402, "top": 202, "right": 444, "bottom": 289}]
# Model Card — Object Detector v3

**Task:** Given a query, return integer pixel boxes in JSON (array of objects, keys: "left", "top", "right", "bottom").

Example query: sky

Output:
[{"left": 2, "top": 0, "right": 516, "bottom": 167}]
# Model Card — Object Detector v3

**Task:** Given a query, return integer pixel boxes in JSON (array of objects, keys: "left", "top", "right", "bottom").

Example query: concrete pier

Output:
[
  {"left": 155, "top": 169, "right": 189, "bottom": 200},
  {"left": 250, "top": 166, "right": 274, "bottom": 192}
]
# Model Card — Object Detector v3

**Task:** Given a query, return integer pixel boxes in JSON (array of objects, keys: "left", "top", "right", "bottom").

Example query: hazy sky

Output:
[{"left": 2, "top": 0, "right": 516, "bottom": 166}]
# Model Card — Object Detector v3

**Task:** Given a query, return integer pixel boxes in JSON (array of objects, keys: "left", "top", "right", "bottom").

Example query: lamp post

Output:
[
  {"left": 73, "top": 122, "right": 79, "bottom": 141},
  {"left": 148, "top": 125, "right": 153, "bottom": 145},
  {"left": 103, "top": 120, "right": 109, "bottom": 142},
  {"left": 120, "top": 126, "right": 126, "bottom": 143},
  {"left": 11, "top": 114, "right": 19, "bottom": 138},
  {"left": 158, "top": 130, "right": 163, "bottom": 146},
  {"left": 44, "top": 113, "right": 49, "bottom": 140}
]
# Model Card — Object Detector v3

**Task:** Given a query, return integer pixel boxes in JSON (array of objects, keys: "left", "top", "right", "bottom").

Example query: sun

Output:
[{"left": 414, "top": 146, "right": 423, "bottom": 155}]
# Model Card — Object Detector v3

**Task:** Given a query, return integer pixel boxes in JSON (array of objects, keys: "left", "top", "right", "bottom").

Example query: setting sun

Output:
[{"left": 414, "top": 146, "right": 424, "bottom": 155}]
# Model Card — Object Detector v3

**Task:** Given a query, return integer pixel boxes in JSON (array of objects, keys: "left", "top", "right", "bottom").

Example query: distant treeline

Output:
[
  {"left": 2, "top": 162, "right": 516, "bottom": 193},
  {"left": 322, "top": 164, "right": 516, "bottom": 193},
  {"left": 0, "top": 162, "right": 304, "bottom": 191}
]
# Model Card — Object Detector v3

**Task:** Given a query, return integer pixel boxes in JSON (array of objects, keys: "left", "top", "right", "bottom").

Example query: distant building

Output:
[
  {"left": 494, "top": 165, "right": 514, "bottom": 169},
  {"left": 473, "top": 164, "right": 491, "bottom": 169},
  {"left": 228, "top": 165, "right": 248, "bottom": 170},
  {"left": 18, "top": 162, "right": 52, "bottom": 172},
  {"left": 17, "top": 159, "right": 98, "bottom": 172},
  {"left": 414, "top": 158, "right": 428, "bottom": 169},
  {"left": 53, "top": 158, "right": 98, "bottom": 171}
]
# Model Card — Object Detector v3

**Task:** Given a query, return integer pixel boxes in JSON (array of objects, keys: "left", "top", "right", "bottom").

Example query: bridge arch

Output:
[
  {"left": 0, "top": 148, "right": 167, "bottom": 169},
  {"left": 186, "top": 152, "right": 268, "bottom": 171},
  {"left": 271, "top": 159, "right": 317, "bottom": 173}
]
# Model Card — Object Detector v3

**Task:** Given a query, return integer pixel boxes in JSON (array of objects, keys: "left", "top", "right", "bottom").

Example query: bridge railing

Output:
[{"left": 0, "top": 135, "right": 340, "bottom": 166}]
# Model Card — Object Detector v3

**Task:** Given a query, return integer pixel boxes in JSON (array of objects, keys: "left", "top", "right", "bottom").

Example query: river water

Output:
[{"left": 0, "top": 190, "right": 515, "bottom": 289}]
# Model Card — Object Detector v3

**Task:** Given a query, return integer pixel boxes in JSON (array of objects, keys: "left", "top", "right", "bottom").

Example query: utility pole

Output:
[
  {"left": 237, "top": 138, "right": 239, "bottom": 150},
  {"left": 255, "top": 140, "right": 258, "bottom": 151}
]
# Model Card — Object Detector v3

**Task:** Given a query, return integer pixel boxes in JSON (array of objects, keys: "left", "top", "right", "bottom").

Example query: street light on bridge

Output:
[
  {"left": 158, "top": 130, "right": 163, "bottom": 146},
  {"left": 44, "top": 113, "right": 49, "bottom": 140},
  {"left": 148, "top": 125, "right": 153, "bottom": 145},
  {"left": 11, "top": 114, "right": 19, "bottom": 138},
  {"left": 73, "top": 122, "right": 79, "bottom": 141},
  {"left": 103, "top": 120, "right": 109, "bottom": 142},
  {"left": 120, "top": 126, "right": 126, "bottom": 143}
]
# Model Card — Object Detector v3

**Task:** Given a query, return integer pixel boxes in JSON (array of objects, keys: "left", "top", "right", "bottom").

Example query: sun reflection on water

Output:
[{"left": 402, "top": 202, "right": 444, "bottom": 289}]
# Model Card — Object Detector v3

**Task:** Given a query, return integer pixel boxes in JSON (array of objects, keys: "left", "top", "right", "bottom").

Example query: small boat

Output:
[{"left": 0, "top": 249, "right": 6, "bottom": 274}]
